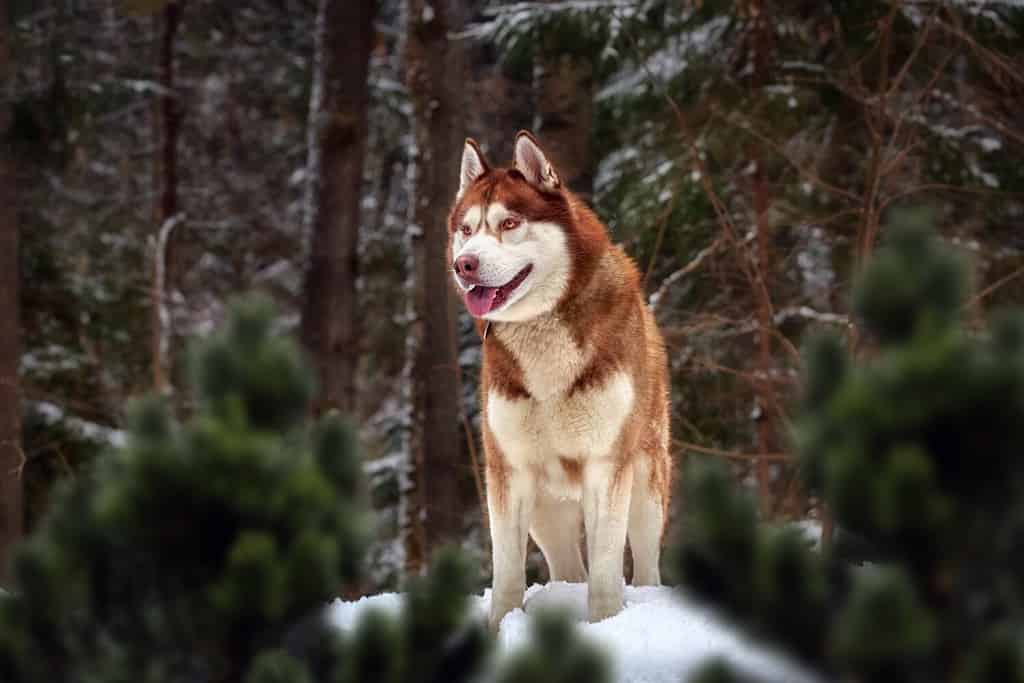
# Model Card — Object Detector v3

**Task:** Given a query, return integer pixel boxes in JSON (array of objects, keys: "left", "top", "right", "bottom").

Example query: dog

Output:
[{"left": 448, "top": 131, "right": 672, "bottom": 631}]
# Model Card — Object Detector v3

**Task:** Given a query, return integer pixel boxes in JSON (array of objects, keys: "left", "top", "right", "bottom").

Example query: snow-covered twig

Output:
[
  {"left": 151, "top": 213, "right": 183, "bottom": 394},
  {"left": 648, "top": 238, "right": 722, "bottom": 312},
  {"left": 772, "top": 306, "right": 850, "bottom": 327},
  {"left": 301, "top": 0, "right": 328, "bottom": 262},
  {"left": 30, "top": 401, "right": 126, "bottom": 449}
]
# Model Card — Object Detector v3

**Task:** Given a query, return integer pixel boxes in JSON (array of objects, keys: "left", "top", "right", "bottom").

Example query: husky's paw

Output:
[
  {"left": 488, "top": 605, "right": 511, "bottom": 634},
  {"left": 587, "top": 589, "right": 623, "bottom": 623},
  {"left": 489, "top": 592, "right": 523, "bottom": 634}
]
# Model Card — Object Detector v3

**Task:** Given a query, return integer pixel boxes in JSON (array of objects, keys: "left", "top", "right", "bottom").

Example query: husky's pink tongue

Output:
[{"left": 466, "top": 286, "right": 498, "bottom": 317}]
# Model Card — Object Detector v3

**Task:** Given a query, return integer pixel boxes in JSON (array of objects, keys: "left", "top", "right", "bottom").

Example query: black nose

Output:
[{"left": 454, "top": 254, "right": 480, "bottom": 282}]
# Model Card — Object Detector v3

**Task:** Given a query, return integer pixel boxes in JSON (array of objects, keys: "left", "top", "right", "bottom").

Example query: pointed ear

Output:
[
  {"left": 513, "top": 131, "right": 560, "bottom": 191},
  {"left": 458, "top": 138, "right": 490, "bottom": 197}
]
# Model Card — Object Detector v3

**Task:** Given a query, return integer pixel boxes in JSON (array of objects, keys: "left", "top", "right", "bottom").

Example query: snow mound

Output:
[{"left": 328, "top": 583, "right": 818, "bottom": 683}]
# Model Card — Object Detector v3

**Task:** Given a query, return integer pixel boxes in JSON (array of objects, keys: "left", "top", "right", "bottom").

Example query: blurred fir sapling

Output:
[
  {"left": 0, "top": 296, "right": 605, "bottom": 683},
  {"left": 676, "top": 210, "right": 1024, "bottom": 682}
]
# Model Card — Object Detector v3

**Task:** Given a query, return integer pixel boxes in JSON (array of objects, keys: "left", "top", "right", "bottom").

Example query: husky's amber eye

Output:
[
  {"left": 500, "top": 217, "right": 521, "bottom": 231},
  {"left": 460, "top": 224, "right": 472, "bottom": 236}
]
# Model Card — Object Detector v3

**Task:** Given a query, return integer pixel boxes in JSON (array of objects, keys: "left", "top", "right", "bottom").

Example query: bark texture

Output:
[
  {"left": 0, "top": 0, "right": 22, "bottom": 583},
  {"left": 404, "top": 0, "right": 466, "bottom": 569},
  {"left": 152, "top": 0, "right": 181, "bottom": 393},
  {"left": 301, "top": 0, "right": 376, "bottom": 417}
]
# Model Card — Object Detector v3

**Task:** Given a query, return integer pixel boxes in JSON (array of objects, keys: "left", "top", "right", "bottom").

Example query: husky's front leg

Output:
[
  {"left": 488, "top": 467, "right": 535, "bottom": 633},
  {"left": 583, "top": 458, "right": 633, "bottom": 622}
]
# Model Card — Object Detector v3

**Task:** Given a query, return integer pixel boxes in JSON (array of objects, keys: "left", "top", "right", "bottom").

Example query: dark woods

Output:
[{"left": 0, "top": 3, "right": 1023, "bottom": 680}]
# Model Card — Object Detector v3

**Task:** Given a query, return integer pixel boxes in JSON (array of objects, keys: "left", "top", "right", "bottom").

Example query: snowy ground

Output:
[{"left": 329, "top": 582, "right": 818, "bottom": 683}]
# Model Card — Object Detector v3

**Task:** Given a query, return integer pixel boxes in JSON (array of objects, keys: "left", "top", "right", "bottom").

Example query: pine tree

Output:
[
  {"left": 0, "top": 295, "right": 605, "bottom": 683},
  {"left": 675, "top": 210, "right": 1024, "bottom": 682}
]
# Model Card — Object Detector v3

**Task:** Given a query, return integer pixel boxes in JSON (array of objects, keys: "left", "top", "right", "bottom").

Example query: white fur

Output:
[
  {"left": 583, "top": 457, "right": 633, "bottom": 622},
  {"left": 462, "top": 205, "right": 483, "bottom": 232},
  {"left": 458, "top": 143, "right": 487, "bottom": 198},
  {"left": 529, "top": 497, "right": 586, "bottom": 582},
  {"left": 487, "top": 372, "right": 633, "bottom": 470},
  {"left": 451, "top": 202, "right": 570, "bottom": 322},
  {"left": 487, "top": 371, "right": 636, "bottom": 629},
  {"left": 495, "top": 315, "right": 586, "bottom": 400},
  {"left": 487, "top": 467, "right": 534, "bottom": 632},
  {"left": 514, "top": 135, "right": 560, "bottom": 190},
  {"left": 450, "top": 205, "right": 483, "bottom": 261},
  {"left": 628, "top": 458, "right": 664, "bottom": 586}
]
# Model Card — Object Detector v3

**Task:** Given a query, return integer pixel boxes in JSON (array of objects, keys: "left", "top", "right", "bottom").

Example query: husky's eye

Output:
[
  {"left": 500, "top": 217, "right": 521, "bottom": 231},
  {"left": 460, "top": 224, "right": 472, "bottom": 236}
]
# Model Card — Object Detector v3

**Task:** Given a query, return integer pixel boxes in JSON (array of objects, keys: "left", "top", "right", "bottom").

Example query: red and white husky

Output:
[{"left": 448, "top": 131, "right": 672, "bottom": 631}]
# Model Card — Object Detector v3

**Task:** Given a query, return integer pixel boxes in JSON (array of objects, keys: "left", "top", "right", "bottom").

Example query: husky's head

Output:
[{"left": 448, "top": 131, "right": 598, "bottom": 322}]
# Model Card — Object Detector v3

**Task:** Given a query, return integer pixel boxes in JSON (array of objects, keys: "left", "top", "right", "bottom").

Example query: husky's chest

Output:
[{"left": 485, "top": 318, "right": 635, "bottom": 489}]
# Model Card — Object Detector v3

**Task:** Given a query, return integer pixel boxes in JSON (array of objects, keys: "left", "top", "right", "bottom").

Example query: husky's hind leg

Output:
[
  {"left": 628, "top": 457, "right": 666, "bottom": 586},
  {"left": 530, "top": 495, "right": 587, "bottom": 583}
]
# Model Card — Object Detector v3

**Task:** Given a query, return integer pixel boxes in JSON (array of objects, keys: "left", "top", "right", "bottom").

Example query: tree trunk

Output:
[
  {"left": 535, "top": 7, "right": 595, "bottom": 197},
  {"left": 152, "top": 0, "right": 182, "bottom": 394},
  {"left": 300, "top": 0, "right": 376, "bottom": 417},
  {"left": 0, "top": 0, "right": 22, "bottom": 583},
  {"left": 403, "top": 0, "right": 466, "bottom": 570}
]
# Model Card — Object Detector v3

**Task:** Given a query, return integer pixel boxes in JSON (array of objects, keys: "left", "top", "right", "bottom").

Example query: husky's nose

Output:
[{"left": 454, "top": 254, "right": 480, "bottom": 283}]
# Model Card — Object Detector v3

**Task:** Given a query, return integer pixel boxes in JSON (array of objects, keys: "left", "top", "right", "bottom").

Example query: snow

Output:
[
  {"left": 328, "top": 583, "right": 818, "bottom": 683},
  {"left": 597, "top": 17, "right": 730, "bottom": 102},
  {"left": 363, "top": 452, "right": 403, "bottom": 478},
  {"left": 594, "top": 146, "right": 640, "bottom": 194},
  {"left": 790, "top": 519, "right": 824, "bottom": 548},
  {"left": 31, "top": 401, "right": 126, "bottom": 448}
]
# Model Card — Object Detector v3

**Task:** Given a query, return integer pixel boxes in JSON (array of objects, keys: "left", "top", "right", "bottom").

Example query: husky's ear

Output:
[
  {"left": 459, "top": 138, "right": 490, "bottom": 197},
  {"left": 513, "top": 131, "right": 560, "bottom": 191}
]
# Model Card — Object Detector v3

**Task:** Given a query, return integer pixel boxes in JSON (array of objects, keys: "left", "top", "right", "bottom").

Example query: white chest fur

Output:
[
  {"left": 487, "top": 317, "right": 636, "bottom": 493},
  {"left": 494, "top": 316, "right": 586, "bottom": 401},
  {"left": 486, "top": 318, "right": 636, "bottom": 498},
  {"left": 488, "top": 372, "right": 634, "bottom": 461}
]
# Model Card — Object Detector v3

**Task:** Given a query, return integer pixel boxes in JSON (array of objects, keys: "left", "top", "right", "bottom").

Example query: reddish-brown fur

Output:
[
  {"left": 448, "top": 134, "right": 671, "bottom": 628},
  {"left": 447, "top": 137, "right": 672, "bottom": 518}
]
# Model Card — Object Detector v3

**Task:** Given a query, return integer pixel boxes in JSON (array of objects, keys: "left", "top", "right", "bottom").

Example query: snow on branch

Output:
[
  {"left": 649, "top": 238, "right": 722, "bottom": 313},
  {"left": 458, "top": 0, "right": 638, "bottom": 47},
  {"left": 772, "top": 306, "right": 850, "bottom": 327},
  {"left": 30, "top": 401, "right": 126, "bottom": 448}
]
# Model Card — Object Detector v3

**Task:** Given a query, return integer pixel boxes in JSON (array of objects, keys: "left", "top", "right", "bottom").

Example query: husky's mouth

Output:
[{"left": 465, "top": 265, "right": 533, "bottom": 317}]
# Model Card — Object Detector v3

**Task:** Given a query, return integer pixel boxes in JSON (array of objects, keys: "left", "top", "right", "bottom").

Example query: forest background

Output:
[{"left": 1, "top": 0, "right": 1023, "bottom": 591}]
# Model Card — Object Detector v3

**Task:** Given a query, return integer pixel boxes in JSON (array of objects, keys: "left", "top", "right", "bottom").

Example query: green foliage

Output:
[
  {"left": 678, "top": 212, "right": 1024, "bottom": 681},
  {"left": 676, "top": 461, "right": 831, "bottom": 666},
  {"left": 853, "top": 209, "right": 969, "bottom": 347},
  {"left": 963, "top": 627, "right": 1024, "bottom": 683},
  {"left": 0, "top": 295, "right": 607, "bottom": 683},
  {"left": 471, "top": 2, "right": 647, "bottom": 77},
  {"left": 246, "top": 651, "right": 312, "bottom": 683},
  {"left": 674, "top": 461, "right": 759, "bottom": 615},
  {"left": 192, "top": 296, "right": 314, "bottom": 433},
  {"left": 688, "top": 658, "right": 766, "bottom": 683},
  {"left": 831, "top": 568, "right": 936, "bottom": 682},
  {"left": 0, "top": 296, "right": 369, "bottom": 681},
  {"left": 399, "top": 550, "right": 490, "bottom": 683}
]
